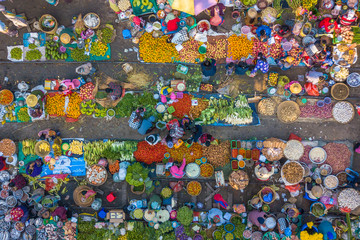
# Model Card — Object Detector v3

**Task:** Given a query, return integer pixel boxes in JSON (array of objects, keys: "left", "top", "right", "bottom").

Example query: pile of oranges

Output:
[
  {"left": 139, "top": 32, "right": 179, "bottom": 63},
  {"left": 66, "top": 92, "right": 82, "bottom": 119},
  {"left": 227, "top": 34, "right": 253, "bottom": 60},
  {"left": 46, "top": 94, "right": 65, "bottom": 116}
]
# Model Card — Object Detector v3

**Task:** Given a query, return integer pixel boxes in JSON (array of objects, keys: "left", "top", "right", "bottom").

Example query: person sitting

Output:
[
  {"left": 0, "top": 156, "right": 7, "bottom": 171},
  {"left": 248, "top": 210, "right": 268, "bottom": 231},
  {"left": 256, "top": 25, "right": 271, "bottom": 42},
  {"left": 210, "top": 5, "right": 224, "bottom": 26},
  {"left": 105, "top": 82, "right": 123, "bottom": 100},
  {"left": 76, "top": 63, "right": 96, "bottom": 76},
  {"left": 26, "top": 159, "right": 43, "bottom": 177},
  {"left": 199, "top": 133, "right": 215, "bottom": 146},
  {"left": 170, "top": 158, "right": 186, "bottom": 178},
  {"left": 128, "top": 107, "right": 145, "bottom": 130},
  {"left": 249, "top": 53, "right": 269, "bottom": 77},
  {"left": 38, "top": 129, "right": 59, "bottom": 141},
  {"left": 319, "top": 17, "right": 339, "bottom": 33},
  {"left": 225, "top": 62, "right": 235, "bottom": 76},
  {"left": 277, "top": 25, "right": 292, "bottom": 39},
  {"left": 235, "top": 61, "right": 249, "bottom": 75},
  {"left": 201, "top": 59, "right": 216, "bottom": 77}
]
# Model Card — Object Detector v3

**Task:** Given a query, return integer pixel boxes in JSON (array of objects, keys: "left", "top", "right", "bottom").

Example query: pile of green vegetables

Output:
[
  {"left": 199, "top": 95, "right": 253, "bottom": 125},
  {"left": 125, "top": 162, "right": 149, "bottom": 187},
  {"left": 177, "top": 206, "right": 193, "bottom": 226},
  {"left": 17, "top": 107, "right": 31, "bottom": 122},
  {"left": 114, "top": 92, "right": 159, "bottom": 118},
  {"left": 84, "top": 140, "right": 138, "bottom": 164},
  {"left": 98, "top": 26, "right": 114, "bottom": 44},
  {"left": 45, "top": 40, "right": 67, "bottom": 60},
  {"left": 10, "top": 47, "right": 22, "bottom": 60},
  {"left": 70, "top": 48, "right": 90, "bottom": 62},
  {"left": 25, "top": 49, "right": 42, "bottom": 61},
  {"left": 78, "top": 220, "right": 118, "bottom": 240}
]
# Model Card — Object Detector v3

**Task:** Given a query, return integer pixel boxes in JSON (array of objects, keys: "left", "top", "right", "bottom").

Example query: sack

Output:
[{"left": 305, "top": 82, "right": 319, "bottom": 96}]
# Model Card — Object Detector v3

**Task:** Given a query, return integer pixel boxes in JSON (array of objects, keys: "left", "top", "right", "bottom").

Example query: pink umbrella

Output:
[{"left": 171, "top": 0, "right": 217, "bottom": 15}]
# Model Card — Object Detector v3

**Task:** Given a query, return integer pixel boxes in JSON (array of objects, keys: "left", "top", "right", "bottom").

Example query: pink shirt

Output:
[{"left": 248, "top": 211, "right": 266, "bottom": 227}]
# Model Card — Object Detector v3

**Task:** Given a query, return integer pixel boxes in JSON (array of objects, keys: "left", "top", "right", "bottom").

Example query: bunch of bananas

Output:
[
  {"left": 4, "top": 104, "right": 16, "bottom": 122},
  {"left": 84, "top": 141, "right": 112, "bottom": 165},
  {"left": 133, "top": 0, "right": 153, "bottom": 11},
  {"left": 94, "top": 108, "right": 107, "bottom": 118},
  {"left": 80, "top": 100, "right": 96, "bottom": 115},
  {"left": 22, "top": 139, "right": 36, "bottom": 156}
]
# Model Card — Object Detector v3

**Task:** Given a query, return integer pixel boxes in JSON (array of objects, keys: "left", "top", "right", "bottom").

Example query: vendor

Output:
[
  {"left": 225, "top": 62, "right": 235, "bottom": 76},
  {"left": 128, "top": 107, "right": 145, "bottom": 130},
  {"left": 9, "top": 174, "right": 27, "bottom": 190},
  {"left": 318, "top": 221, "right": 337, "bottom": 240},
  {"left": 256, "top": 25, "right": 271, "bottom": 42},
  {"left": 75, "top": 63, "right": 96, "bottom": 76},
  {"left": 0, "top": 156, "right": 7, "bottom": 171},
  {"left": 248, "top": 210, "right": 268, "bottom": 231},
  {"left": 235, "top": 60, "right": 249, "bottom": 75},
  {"left": 249, "top": 53, "right": 269, "bottom": 77},
  {"left": 45, "top": 0, "right": 59, "bottom": 6},
  {"left": 210, "top": 5, "right": 224, "bottom": 26},
  {"left": 277, "top": 25, "right": 292, "bottom": 39},
  {"left": 164, "top": 13, "right": 180, "bottom": 33},
  {"left": 26, "top": 159, "right": 43, "bottom": 177},
  {"left": 340, "top": 9, "right": 358, "bottom": 26},
  {"left": 38, "top": 129, "right": 59, "bottom": 141},
  {"left": 9, "top": 205, "right": 29, "bottom": 223},
  {"left": 207, "top": 208, "right": 225, "bottom": 227},
  {"left": 201, "top": 59, "right": 216, "bottom": 77},
  {"left": 190, "top": 124, "right": 203, "bottom": 143},
  {"left": 105, "top": 82, "right": 123, "bottom": 100},
  {"left": 318, "top": 17, "right": 338, "bottom": 33},
  {"left": 255, "top": 163, "right": 275, "bottom": 181},
  {"left": 170, "top": 158, "right": 186, "bottom": 178},
  {"left": 277, "top": 56, "right": 295, "bottom": 71},
  {"left": 199, "top": 133, "right": 215, "bottom": 146}
]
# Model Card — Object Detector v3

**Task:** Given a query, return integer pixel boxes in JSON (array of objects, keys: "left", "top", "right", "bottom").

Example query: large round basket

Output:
[
  {"left": 34, "top": 140, "right": 51, "bottom": 158},
  {"left": 97, "top": 25, "right": 116, "bottom": 43},
  {"left": 186, "top": 181, "right": 202, "bottom": 196},
  {"left": 332, "top": 101, "right": 355, "bottom": 124},
  {"left": 0, "top": 90, "right": 14, "bottom": 106},
  {"left": 331, "top": 83, "right": 349, "bottom": 100},
  {"left": 277, "top": 101, "right": 300, "bottom": 123},
  {"left": 39, "top": 14, "right": 58, "bottom": 34},
  {"left": 0, "top": 139, "right": 16, "bottom": 157},
  {"left": 258, "top": 186, "right": 276, "bottom": 204},
  {"left": 229, "top": 170, "right": 249, "bottom": 190},
  {"left": 258, "top": 98, "right": 277, "bottom": 116},
  {"left": 131, "top": 184, "right": 145, "bottom": 195},
  {"left": 283, "top": 140, "right": 304, "bottom": 161},
  {"left": 262, "top": 138, "right": 285, "bottom": 162},
  {"left": 281, "top": 161, "right": 305, "bottom": 185},
  {"left": 73, "top": 185, "right": 95, "bottom": 207},
  {"left": 86, "top": 164, "right": 108, "bottom": 186},
  {"left": 84, "top": 13, "right": 100, "bottom": 29}
]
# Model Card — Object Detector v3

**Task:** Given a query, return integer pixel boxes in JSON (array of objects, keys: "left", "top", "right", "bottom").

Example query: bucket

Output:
[
  {"left": 199, "top": 45, "right": 207, "bottom": 54},
  {"left": 72, "top": 79, "right": 81, "bottom": 88}
]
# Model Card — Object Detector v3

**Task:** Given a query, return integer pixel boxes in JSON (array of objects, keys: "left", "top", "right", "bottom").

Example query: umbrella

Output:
[
  {"left": 108, "top": 0, "right": 120, "bottom": 14},
  {"left": 171, "top": 0, "right": 217, "bottom": 15}
]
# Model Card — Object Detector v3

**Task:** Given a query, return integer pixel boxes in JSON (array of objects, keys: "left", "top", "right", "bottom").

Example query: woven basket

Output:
[
  {"left": 186, "top": 181, "right": 202, "bottom": 196},
  {"left": 39, "top": 14, "right": 58, "bottom": 34},
  {"left": 229, "top": 170, "right": 249, "bottom": 190},
  {"left": 258, "top": 98, "right": 277, "bottom": 116},
  {"left": 84, "top": 13, "right": 100, "bottom": 29},
  {"left": 277, "top": 101, "right": 300, "bottom": 123},
  {"left": 258, "top": 186, "right": 276, "bottom": 204},
  {"left": 34, "top": 140, "right": 51, "bottom": 158},
  {"left": 97, "top": 25, "right": 116, "bottom": 44},
  {"left": 131, "top": 184, "right": 145, "bottom": 195},
  {"left": 86, "top": 164, "right": 108, "bottom": 186},
  {"left": 332, "top": 101, "right": 355, "bottom": 124},
  {"left": 73, "top": 186, "right": 95, "bottom": 207},
  {"left": 331, "top": 83, "right": 349, "bottom": 100}
]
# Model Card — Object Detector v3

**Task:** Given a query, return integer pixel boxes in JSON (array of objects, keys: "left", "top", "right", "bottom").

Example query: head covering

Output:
[
  {"left": 247, "top": 8, "right": 258, "bottom": 19},
  {"left": 60, "top": 33, "right": 70, "bottom": 44},
  {"left": 258, "top": 217, "right": 265, "bottom": 224},
  {"left": 265, "top": 217, "right": 277, "bottom": 229},
  {"left": 26, "top": 94, "right": 38, "bottom": 108},
  {"left": 290, "top": 83, "right": 302, "bottom": 94},
  {"left": 311, "top": 185, "right": 323, "bottom": 198}
]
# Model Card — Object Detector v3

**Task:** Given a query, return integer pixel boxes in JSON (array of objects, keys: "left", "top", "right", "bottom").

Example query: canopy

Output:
[{"left": 171, "top": 0, "right": 217, "bottom": 15}]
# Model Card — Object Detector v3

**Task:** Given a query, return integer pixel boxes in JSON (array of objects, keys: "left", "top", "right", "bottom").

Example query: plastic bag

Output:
[{"left": 305, "top": 82, "right": 319, "bottom": 96}]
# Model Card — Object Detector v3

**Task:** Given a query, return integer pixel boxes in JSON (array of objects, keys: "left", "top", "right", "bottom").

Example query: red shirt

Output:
[{"left": 167, "top": 18, "right": 180, "bottom": 32}]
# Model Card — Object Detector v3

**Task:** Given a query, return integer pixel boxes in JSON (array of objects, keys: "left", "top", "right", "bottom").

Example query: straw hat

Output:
[
  {"left": 60, "top": 33, "right": 70, "bottom": 44},
  {"left": 257, "top": 0, "right": 268, "bottom": 9},
  {"left": 290, "top": 83, "right": 302, "bottom": 94},
  {"left": 247, "top": 8, "right": 258, "bottom": 19},
  {"left": 311, "top": 186, "right": 323, "bottom": 198},
  {"left": 26, "top": 94, "right": 38, "bottom": 108}
]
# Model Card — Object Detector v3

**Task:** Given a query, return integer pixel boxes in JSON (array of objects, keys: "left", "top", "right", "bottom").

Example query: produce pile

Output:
[
  {"left": 199, "top": 95, "right": 253, "bottom": 125},
  {"left": 189, "top": 98, "right": 209, "bottom": 119},
  {"left": 133, "top": 141, "right": 167, "bottom": 164},
  {"left": 97, "top": 26, "right": 114, "bottom": 44},
  {"left": 282, "top": 161, "right": 303, "bottom": 184},
  {"left": 66, "top": 92, "right": 82, "bottom": 119},
  {"left": 10, "top": 47, "right": 22, "bottom": 60},
  {"left": 227, "top": 34, "right": 253, "bottom": 60},
  {"left": 25, "top": 49, "right": 42, "bottom": 61},
  {"left": 45, "top": 41, "right": 67, "bottom": 60},
  {"left": 79, "top": 82, "right": 95, "bottom": 100},
  {"left": 46, "top": 94, "right": 65, "bottom": 116},
  {"left": 323, "top": 143, "right": 351, "bottom": 174},
  {"left": 178, "top": 39, "right": 200, "bottom": 63},
  {"left": 338, "top": 188, "right": 360, "bottom": 210},
  {"left": 139, "top": 33, "right": 179, "bottom": 63},
  {"left": 169, "top": 93, "right": 192, "bottom": 118},
  {"left": 252, "top": 39, "right": 270, "bottom": 58},
  {"left": 70, "top": 48, "right": 90, "bottom": 62},
  {"left": 300, "top": 102, "right": 333, "bottom": 119},
  {"left": 202, "top": 140, "right": 231, "bottom": 167},
  {"left": 206, "top": 37, "right": 228, "bottom": 63},
  {"left": 332, "top": 101, "right": 354, "bottom": 124},
  {"left": 90, "top": 41, "right": 108, "bottom": 57},
  {"left": 17, "top": 107, "right": 31, "bottom": 122},
  {"left": 167, "top": 143, "right": 203, "bottom": 163}
]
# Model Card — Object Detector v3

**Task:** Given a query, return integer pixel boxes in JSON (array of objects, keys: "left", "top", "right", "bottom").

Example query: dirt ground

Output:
[{"left": 0, "top": 0, "right": 359, "bottom": 219}]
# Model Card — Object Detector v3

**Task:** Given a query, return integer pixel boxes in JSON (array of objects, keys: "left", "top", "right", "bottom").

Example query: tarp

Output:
[{"left": 171, "top": 0, "right": 217, "bottom": 15}]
